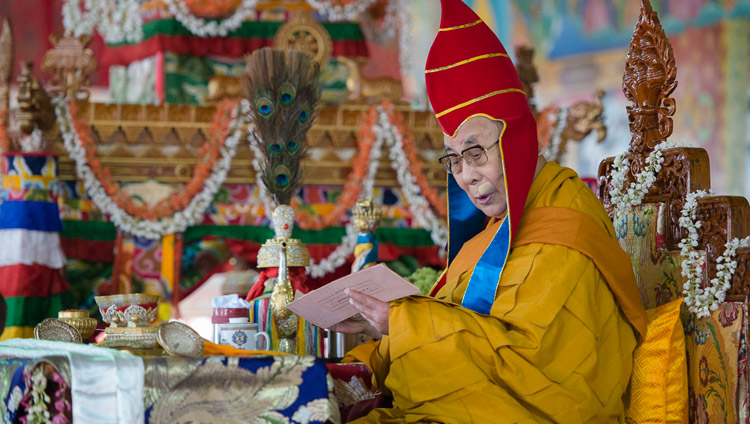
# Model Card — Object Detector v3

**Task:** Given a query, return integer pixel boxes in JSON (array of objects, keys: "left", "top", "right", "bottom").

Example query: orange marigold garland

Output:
[
  {"left": 382, "top": 103, "right": 447, "bottom": 217},
  {"left": 57, "top": 96, "right": 243, "bottom": 238},
  {"left": 294, "top": 106, "right": 376, "bottom": 230},
  {"left": 68, "top": 99, "right": 238, "bottom": 221},
  {"left": 294, "top": 103, "right": 446, "bottom": 229}
]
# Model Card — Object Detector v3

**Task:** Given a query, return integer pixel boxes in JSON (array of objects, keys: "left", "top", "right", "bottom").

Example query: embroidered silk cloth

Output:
[
  {"left": 2, "top": 347, "right": 341, "bottom": 424},
  {"left": 0, "top": 339, "right": 145, "bottom": 423},
  {"left": 613, "top": 205, "right": 750, "bottom": 421},
  {"left": 142, "top": 355, "right": 339, "bottom": 424}
]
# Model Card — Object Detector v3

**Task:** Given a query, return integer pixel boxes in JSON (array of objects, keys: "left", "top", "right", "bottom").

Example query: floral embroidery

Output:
[
  {"left": 718, "top": 303, "right": 740, "bottom": 328},
  {"left": 654, "top": 285, "right": 673, "bottom": 308},
  {"left": 699, "top": 356, "right": 710, "bottom": 387},
  {"left": 695, "top": 394, "right": 710, "bottom": 424}
]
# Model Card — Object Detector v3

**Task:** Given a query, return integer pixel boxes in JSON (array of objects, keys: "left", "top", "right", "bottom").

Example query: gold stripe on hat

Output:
[
  {"left": 435, "top": 89, "right": 527, "bottom": 118},
  {"left": 426, "top": 53, "right": 510, "bottom": 73},
  {"left": 439, "top": 19, "right": 483, "bottom": 31}
]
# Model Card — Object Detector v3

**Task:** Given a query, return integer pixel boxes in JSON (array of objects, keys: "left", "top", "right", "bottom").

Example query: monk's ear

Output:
[{"left": 496, "top": 120, "right": 505, "bottom": 137}]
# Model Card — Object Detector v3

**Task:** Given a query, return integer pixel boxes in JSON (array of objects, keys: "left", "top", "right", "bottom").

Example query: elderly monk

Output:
[{"left": 332, "top": 0, "right": 648, "bottom": 422}]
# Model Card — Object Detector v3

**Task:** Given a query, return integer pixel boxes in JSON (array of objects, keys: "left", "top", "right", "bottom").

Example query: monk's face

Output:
[{"left": 443, "top": 117, "right": 507, "bottom": 218}]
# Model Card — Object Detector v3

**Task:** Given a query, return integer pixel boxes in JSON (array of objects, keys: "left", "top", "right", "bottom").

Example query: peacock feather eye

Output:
[
  {"left": 274, "top": 165, "right": 291, "bottom": 188},
  {"left": 287, "top": 140, "right": 300, "bottom": 153},
  {"left": 269, "top": 143, "right": 283, "bottom": 154},
  {"left": 279, "top": 82, "right": 296, "bottom": 106},
  {"left": 299, "top": 109, "right": 310, "bottom": 123},
  {"left": 256, "top": 97, "right": 275, "bottom": 118}
]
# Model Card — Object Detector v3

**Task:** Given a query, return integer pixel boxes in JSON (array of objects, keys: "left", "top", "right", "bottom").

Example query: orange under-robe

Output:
[{"left": 351, "top": 162, "right": 641, "bottom": 423}]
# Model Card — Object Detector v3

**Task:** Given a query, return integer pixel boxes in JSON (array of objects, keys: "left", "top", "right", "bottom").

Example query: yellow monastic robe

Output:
[{"left": 352, "top": 162, "right": 639, "bottom": 423}]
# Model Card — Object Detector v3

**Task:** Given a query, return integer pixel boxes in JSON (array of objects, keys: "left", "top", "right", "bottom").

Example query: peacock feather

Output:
[{"left": 246, "top": 47, "right": 321, "bottom": 205}]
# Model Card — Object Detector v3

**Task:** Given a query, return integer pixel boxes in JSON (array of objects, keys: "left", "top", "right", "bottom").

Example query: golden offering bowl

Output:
[
  {"left": 95, "top": 294, "right": 160, "bottom": 327},
  {"left": 57, "top": 309, "right": 97, "bottom": 340},
  {"left": 58, "top": 309, "right": 89, "bottom": 319}
]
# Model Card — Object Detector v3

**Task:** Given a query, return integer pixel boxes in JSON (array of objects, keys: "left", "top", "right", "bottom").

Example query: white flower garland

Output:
[
  {"left": 606, "top": 140, "right": 733, "bottom": 318},
  {"left": 609, "top": 141, "right": 682, "bottom": 215},
  {"left": 678, "top": 189, "right": 715, "bottom": 318},
  {"left": 63, "top": 0, "right": 97, "bottom": 38},
  {"left": 711, "top": 236, "right": 750, "bottom": 308},
  {"left": 306, "top": 0, "right": 376, "bottom": 22},
  {"left": 305, "top": 108, "right": 386, "bottom": 277},
  {"left": 163, "top": 0, "right": 258, "bottom": 38},
  {"left": 392, "top": 0, "right": 413, "bottom": 74},
  {"left": 62, "top": 0, "right": 143, "bottom": 44},
  {"left": 19, "top": 128, "right": 46, "bottom": 152},
  {"left": 542, "top": 106, "right": 568, "bottom": 162},
  {"left": 55, "top": 97, "right": 243, "bottom": 239},
  {"left": 376, "top": 106, "right": 449, "bottom": 250}
]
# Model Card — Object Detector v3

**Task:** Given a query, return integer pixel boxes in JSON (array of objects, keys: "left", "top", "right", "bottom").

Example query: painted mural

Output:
[{"left": 408, "top": 0, "right": 750, "bottom": 194}]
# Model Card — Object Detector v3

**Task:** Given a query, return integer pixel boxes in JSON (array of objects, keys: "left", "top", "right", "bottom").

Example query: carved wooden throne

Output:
[{"left": 599, "top": 1, "right": 750, "bottom": 421}]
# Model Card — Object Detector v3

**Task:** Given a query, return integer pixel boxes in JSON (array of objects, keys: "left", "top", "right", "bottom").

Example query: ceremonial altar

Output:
[{"left": 0, "top": 339, "right": 354, "bottom": 423}]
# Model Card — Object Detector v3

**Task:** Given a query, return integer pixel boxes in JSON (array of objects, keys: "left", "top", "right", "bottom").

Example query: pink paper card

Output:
[{"left": 287, "top": 263, "right": 420, "bottom": 328}]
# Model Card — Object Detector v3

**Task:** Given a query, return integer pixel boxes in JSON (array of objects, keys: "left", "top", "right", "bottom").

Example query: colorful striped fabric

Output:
[
  {"left": 0, "top": 153, "right": 70, "bottom": 340},
  {"left": 102, "top": 19, "right": 369, "bottom": 66}
]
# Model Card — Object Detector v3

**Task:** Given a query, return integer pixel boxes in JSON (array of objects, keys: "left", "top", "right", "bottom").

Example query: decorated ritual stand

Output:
[{"left": 599, "top": 1, "right": 750, "bottom": 421}]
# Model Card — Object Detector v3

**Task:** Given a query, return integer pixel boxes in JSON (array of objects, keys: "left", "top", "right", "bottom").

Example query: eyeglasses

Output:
[{"left": 438, "top": 139, "right": 501, "bottom": 174}]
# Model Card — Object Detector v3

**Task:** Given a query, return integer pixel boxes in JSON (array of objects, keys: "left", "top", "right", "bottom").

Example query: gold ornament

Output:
[
  {"left": 353, "top": 199, "right": 382, "bottom": 234},
  {"left": 257, "top": 205, "right": 311, "bottom": 268}
]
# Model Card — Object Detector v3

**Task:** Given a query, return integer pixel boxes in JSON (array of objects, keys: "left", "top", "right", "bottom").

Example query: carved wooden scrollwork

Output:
[
  {"left": 623, "top": 0, "right": 677, "bottom": 154},
  {"left": 695, "top": 196, "right": 750, "bottom": 278},
  {"left": 17, "top": 61, "right": 56, "bottom": 136},
  {"left": 41, "top": 33, "right": 98, "bottom": 101},
  {"left": 0, "top": 17, "right": 13, "bottom": 111},
  {"left": 515, "top": 46, "right": 539, "bottom": 115},
  {"left": 599, "top": 147, "right": 711, "bottom": 249},
  {"left": 729, "top": 249, "right": 750, "bottom": 297},
  {"left": 0, "top": 16, "right": 13, "bottom": 152}
]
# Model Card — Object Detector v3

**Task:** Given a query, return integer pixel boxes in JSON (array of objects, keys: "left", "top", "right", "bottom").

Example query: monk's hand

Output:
[
  {"left": 329, "top": 314, "right": 382, "bottom": 339},
  {"left": 345, "top": 289, "right": 390, "bottom": 336}
]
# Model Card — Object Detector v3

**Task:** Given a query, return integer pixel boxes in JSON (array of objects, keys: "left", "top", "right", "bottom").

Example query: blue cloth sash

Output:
[{"left": 461, "top": 217, "right": 510, "bottom": 315}]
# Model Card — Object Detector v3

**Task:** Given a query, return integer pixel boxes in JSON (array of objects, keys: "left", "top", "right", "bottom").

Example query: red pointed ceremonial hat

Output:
[
  {"left": 426, "top": 0, "right": 539, "bottom": 311},
  {"left": 426, "top": 0, "right": 538, "bottom": 250}
]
